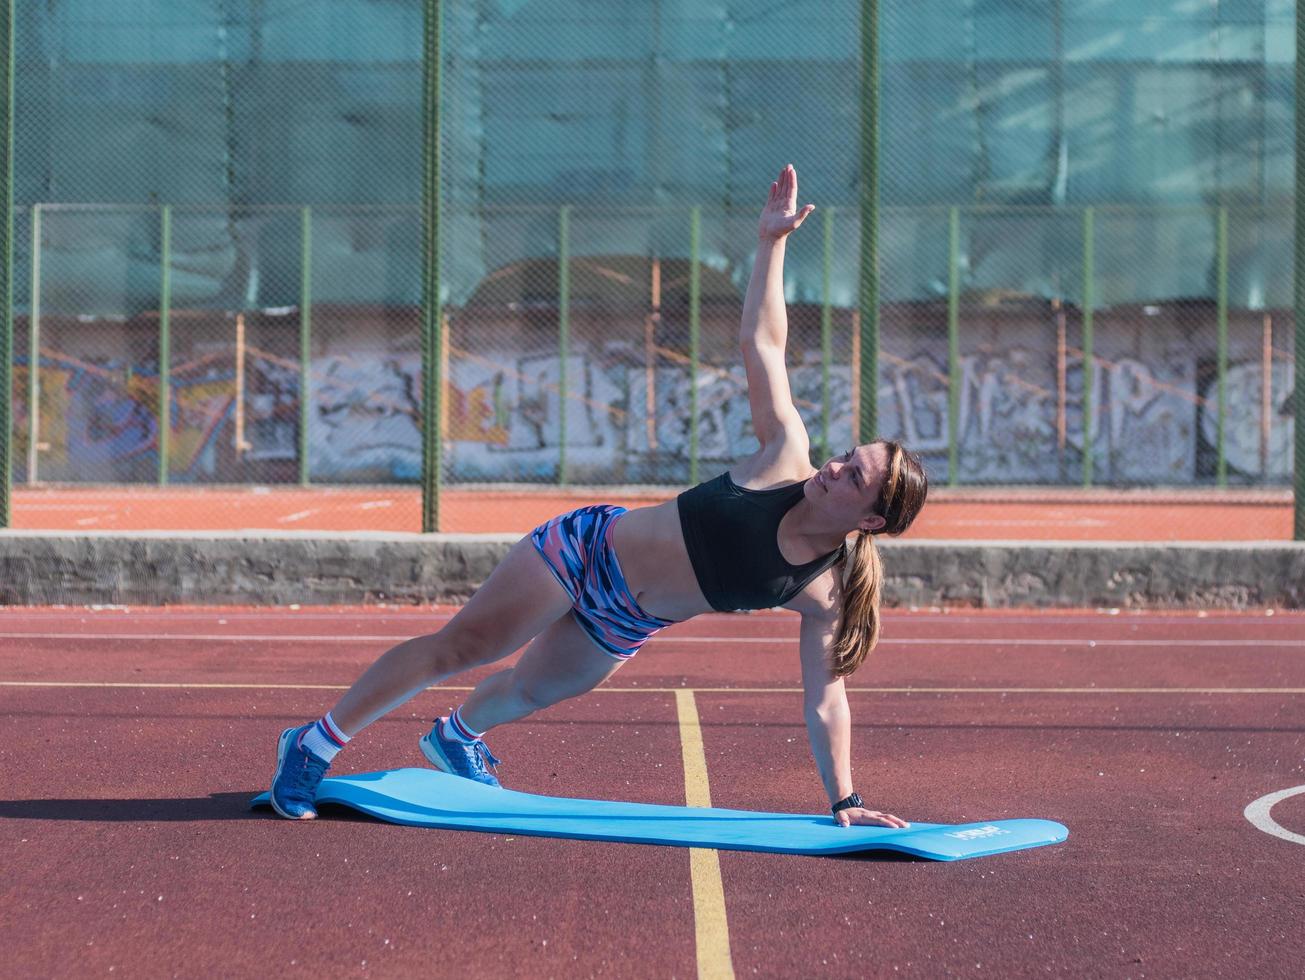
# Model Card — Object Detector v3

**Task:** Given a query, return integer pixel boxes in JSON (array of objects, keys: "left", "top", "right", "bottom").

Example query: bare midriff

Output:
[{"left": 610, "top": 499, "right": 716, "bottom": 623}]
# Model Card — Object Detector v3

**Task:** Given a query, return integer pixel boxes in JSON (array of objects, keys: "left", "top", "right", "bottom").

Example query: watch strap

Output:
[{"left": 831, "top": 792, "right": 864, "bottom": 814}]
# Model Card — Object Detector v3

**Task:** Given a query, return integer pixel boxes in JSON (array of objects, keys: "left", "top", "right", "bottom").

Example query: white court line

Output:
[
  {"left": 0, "top": 631, "right": 1301, "bottom": 648},
  {"left": 713, "top": 610, "right": 1303, "bottom": 624},
  {"left": 3, "top": 682, "right": 1304, "bottom": 695},
  {"left": 0, "top": 603, "right": 1293, "bottom": 621},
  {"left": 946, "top": 518, "right": 1109, "bottom": 528},
  {"left": 0, "top": 609, "right": 1300, "bottom": 627},
  {"left": 16, "top": 503, "right": 118, "bottom": 511},
  {"left": 0, "top": 611, "right": 460, "bottom": 620},
  {"left": 882, "top": 614, "right": 1305, "bottom": 625},
  {"left": 1243, "top": 786, "right": 1305, "bottom": 846},
  {"left": 277, "top": 510, "right": 318, "bottom": 523}
]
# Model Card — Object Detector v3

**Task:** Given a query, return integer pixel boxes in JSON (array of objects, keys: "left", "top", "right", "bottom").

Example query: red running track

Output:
[
  {"left": 9, "top": 484, "right": 1296, "bottom": 539},
  {"left": 3, "top": 606, "right": 1304, "bottom": 977}
]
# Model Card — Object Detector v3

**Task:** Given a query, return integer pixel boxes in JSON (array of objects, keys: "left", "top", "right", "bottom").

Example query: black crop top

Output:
[{"left": 676, "top": 470, "right": 845, "bottom": 612}]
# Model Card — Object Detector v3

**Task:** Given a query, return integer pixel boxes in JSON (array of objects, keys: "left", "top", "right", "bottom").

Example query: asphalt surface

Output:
[{"left": 3, "top": 607, "right": 1303, "bottom": 977}]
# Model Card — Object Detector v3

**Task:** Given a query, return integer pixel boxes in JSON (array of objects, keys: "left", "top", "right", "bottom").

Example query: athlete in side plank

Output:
[{"left": 269, "top": 164, "right": 928, "bottom": 829}]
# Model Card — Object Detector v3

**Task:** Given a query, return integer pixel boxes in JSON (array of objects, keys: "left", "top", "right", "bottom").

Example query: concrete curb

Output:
[{"left": 1, "top": 531, "right": 1302, "bottom": 609}]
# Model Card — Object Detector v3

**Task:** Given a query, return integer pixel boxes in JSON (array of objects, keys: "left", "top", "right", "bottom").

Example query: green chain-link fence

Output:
[{"left": 1, "top": 1, "right": 1302, "bottom": 534}]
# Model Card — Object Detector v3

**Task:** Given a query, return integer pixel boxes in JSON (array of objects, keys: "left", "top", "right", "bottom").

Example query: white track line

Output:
[
  {"left": 2, "top": 613, "right": 1305, "bottom": 636},
  {"left": 1243, "top": 786, "right": 1305, "bottom": 846},
  {"left": 0, "top": 611, "right": 1300, "bottom": 626},
  {"left": 3, "top": 681, "right": 1303, "bottom": 695},
  {"left": 0, "top": 631, "right": 1301, "bottom": 648},
  {"left": 15, "top": 503, "right": 118, "bottom": 511}
]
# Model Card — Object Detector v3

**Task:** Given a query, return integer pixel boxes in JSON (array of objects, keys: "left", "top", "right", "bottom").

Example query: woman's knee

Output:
[
  {"left": 426, "top": 621, "right": 501, "bottom": 673},
  {"left": 509, "top": 670, "right": 587, "bottom": 714},
  {"left": 509, "top": 673, "right": 555, "bottom": 714},
  {"left": 517, "top": 654, "right": 619, "bottom": 711}
]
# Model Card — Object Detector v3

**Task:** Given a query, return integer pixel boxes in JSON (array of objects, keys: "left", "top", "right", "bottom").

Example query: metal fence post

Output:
[
  {"left": 158, "top": 204, "right": 172, "bottom": 486},
  {"left": 421, "top": 0, "right": 443, "bottom": 532},
  {"left": 1216, "top": 205, "right": 1229, "bottom": 487},
  {"left": 1081, "top": 206, "right": 1094, "bottom": 488},
  {"left": 299, "top": 206, "right": 312, "bottom": 486},
  {"left": 858, "top": 0, "right": 879, "bottom": 444},
  {"left": 689, "top": 205, "right": 701, "bottom": 485},
  {"left": 27, "top": 203, "right": 38, "bottom": 483},
  {"left": 948, "top": 205, "right": 961, "bottom": 485},
  {"left": 820, "top": 206, "right": 834, "bottom": 460},
  {"left": 1294, "top": 0, "right": 1305, "bottom": 539},
  {"left": 0, "top": 0, "right": 12, "bottom": 525},
  {"left": 557, "top": 204, "right": 570, "bottom": 487}
]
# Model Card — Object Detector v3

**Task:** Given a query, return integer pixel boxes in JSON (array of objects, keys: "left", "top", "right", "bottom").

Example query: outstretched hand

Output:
[
  {"left": 835, "top": 807, "right": 911, "bottom": 829},
  {"left": 758, "top": 164, "right": 816, "bottom": 241}
]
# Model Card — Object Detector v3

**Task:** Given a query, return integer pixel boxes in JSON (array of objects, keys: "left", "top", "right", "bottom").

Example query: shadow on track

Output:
[
  {"left": 825, "top": 850, "right": 930, "bottom": 863},
  {"left": 0, "top": 793, "right": 373, "bottom": 823}
]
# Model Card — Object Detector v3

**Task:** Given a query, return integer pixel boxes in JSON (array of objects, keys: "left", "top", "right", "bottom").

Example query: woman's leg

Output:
[
  {"left": 455, "top": 612, "right": 626, "bottom": 733},
  {"left": 328, "top": 536, "right": 575, "bottom": 736}
]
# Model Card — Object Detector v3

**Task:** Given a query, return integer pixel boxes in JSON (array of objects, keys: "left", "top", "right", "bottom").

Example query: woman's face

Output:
[{"left": 805, "top": 442, "right": 889, "bottom": 533}]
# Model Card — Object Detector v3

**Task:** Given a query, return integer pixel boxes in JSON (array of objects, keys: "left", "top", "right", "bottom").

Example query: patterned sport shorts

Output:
[{"left": 530, "top": 504, "right": 673, "bottom": 660}]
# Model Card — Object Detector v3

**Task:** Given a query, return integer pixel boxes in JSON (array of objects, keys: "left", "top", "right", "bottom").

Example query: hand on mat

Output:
[
  {"left": 758, "top": 164, "right": 815, "bottom": 241},
  {"left": 835, "top": 807, "right": 910, "bottom": 830}
]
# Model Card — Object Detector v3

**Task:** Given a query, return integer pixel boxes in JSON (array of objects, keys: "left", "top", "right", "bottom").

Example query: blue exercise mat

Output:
[{"left": 251, "top": 769, "right": 1067, "bottom": 861}]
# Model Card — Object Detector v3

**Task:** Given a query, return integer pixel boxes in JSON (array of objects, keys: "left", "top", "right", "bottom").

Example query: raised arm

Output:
[
  {"left": 740, "top": 165, "right": 816, "bottom": 450},
  {"left": 797, "top": 597, "right": 909, "bottom": 828}
]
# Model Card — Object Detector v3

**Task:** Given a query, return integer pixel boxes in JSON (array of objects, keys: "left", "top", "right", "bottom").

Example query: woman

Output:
[{"left": 270, "top": 164, "right": 928, "bottom": 829}]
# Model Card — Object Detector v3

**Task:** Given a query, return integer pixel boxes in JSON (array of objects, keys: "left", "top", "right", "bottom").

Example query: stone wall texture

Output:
[{"left": 2, "top": 532, "right": 1301, "bottom": 610}]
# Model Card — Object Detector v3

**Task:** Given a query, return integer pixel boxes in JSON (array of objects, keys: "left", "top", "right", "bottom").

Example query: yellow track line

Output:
[
  {"left": 675, "top": 690, "right": 735, "bottom": 980},
  {"left": 3, "top": 682, "right": 1305, "bottom": 695}
]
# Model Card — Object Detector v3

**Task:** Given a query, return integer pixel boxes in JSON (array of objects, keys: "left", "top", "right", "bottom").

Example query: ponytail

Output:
[
  {"left": 830, "top": 529, "right": 882, "bottom": 677},
  {"left": 829, "top": 439, "right": 928, "bottom": 677}
]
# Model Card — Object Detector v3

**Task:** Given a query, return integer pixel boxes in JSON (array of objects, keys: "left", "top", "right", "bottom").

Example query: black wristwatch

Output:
[{"left": 831, "top": 792, "right": 864, "bottom": 814}]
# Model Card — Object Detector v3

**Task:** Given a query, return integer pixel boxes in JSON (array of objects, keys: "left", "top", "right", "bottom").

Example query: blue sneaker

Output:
[
  {"left": 269, "top": 724, "right": 331, "bottom": 819},
  {"left": 420, "top": 718, "right": 503, "bottom": 788}
]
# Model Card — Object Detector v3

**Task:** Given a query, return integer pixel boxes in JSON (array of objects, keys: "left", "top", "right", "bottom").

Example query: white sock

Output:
[
  {"left": 442, "top": 707, "right": 484, "bottom": 745},
  {"left": 299, "top": 711, "right": 350, "bottom": 762}
]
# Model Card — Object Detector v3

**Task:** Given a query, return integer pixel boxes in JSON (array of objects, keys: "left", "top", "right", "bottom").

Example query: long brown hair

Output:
[{"left": 830, "top": 440, "right": 928, "bottom": 676}]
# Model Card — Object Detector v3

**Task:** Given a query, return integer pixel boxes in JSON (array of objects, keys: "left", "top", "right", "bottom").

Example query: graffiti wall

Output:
[{"left": 13, "top": 320, "right": 1296, "bottom": 485}]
